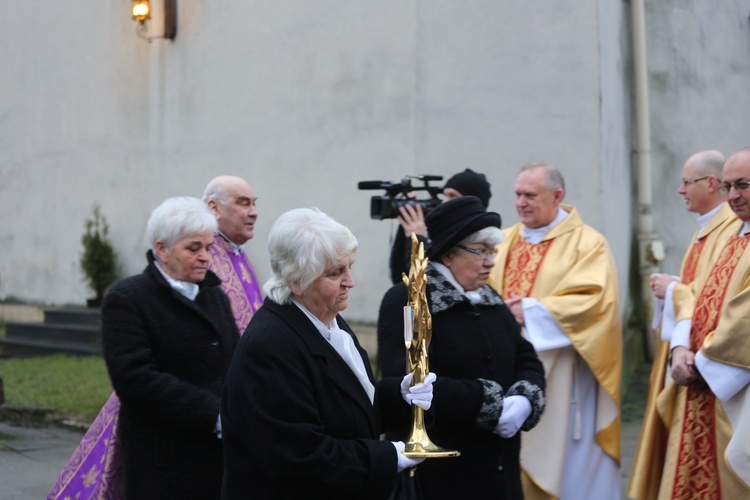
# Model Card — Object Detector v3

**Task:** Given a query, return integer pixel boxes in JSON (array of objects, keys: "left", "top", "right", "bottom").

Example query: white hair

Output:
[
  {"left": 263, "top": 207, "right": 358, "bottom": 304},
  {"left": 459, "top": 226, "right": 505, "bottom": 247},
  {"left": 201, "top": 177, "right": 231, "bottom": 204},
  {"left": 145, "top": 197, "right": 217, "bottom": 251},
  {"left": 520, "top": 162, "right": 566, "bottom": 194}
]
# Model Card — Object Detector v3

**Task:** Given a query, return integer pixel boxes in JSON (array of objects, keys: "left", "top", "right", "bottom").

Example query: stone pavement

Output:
[
  {"left": 0, "top": 421, "right": 85, "bottom": 499},
  {"left": 0, "top": 412, "right": 644, "bottom": 499}
]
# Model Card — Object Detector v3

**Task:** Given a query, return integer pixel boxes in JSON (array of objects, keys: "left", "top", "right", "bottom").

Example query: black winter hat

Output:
[
  {"left": 426, "top": 196, "right": 501, "bottom": 260},
  {"left": 444, "top": 169, "right": 492, "bottom": 208}
]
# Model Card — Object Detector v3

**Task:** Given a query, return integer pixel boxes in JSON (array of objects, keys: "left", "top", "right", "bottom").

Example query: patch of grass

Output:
[
  {"left": 621, "top": 361, "right": 651, "bottom": 423},
  {"left": 0, "top": 354, "right": 111, "bottom": 424},
  {"left": 0, "top": 431, "right": 17, "bottom": 442}
]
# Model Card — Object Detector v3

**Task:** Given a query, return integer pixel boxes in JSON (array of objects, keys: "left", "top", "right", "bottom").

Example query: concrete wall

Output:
[
  {"left": 647, "top": 1, "right": 750, "bottom": 275},
  {"left": 3, "top": 1, "right": 746, "bottom": 324}
]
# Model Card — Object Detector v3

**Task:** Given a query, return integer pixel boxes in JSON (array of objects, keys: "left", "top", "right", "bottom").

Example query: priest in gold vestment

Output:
[
  {"left": 628, "top": 150, "right": 737, "bottom": 499},
  {"left": 691, "top": 147, "right": 750, "bottom": 497},
  {"left": 489, "top": 163, "right": 621, "bottom": 500}
]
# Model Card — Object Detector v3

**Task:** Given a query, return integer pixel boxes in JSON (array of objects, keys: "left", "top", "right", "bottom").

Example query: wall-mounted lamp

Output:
[
  {"left": 132, "top": 0, "right": 177, "bottom": 41},
  {"left": 132, "top": 1, "right": 150, "bottom": 23}
]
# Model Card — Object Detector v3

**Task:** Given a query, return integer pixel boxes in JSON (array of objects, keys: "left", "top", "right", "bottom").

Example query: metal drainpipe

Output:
[{"left": 632, "top": 0, "right": 664, "bottom": 358}]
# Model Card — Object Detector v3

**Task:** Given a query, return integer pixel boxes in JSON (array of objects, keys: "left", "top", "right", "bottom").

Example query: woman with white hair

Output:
[
  {"left": 99, "top": 197, "right": 239, "bottom": 499},
  {"left": 221, "top": 207, "right": 435, "bottom": 499},
  {"left": 378, "top": 196, "right": 546, "bottom": 499}
]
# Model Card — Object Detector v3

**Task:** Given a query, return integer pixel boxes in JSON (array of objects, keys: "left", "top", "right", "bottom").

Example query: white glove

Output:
[
  {"left": 392, "top": 441, "right": 426, "bottom": 472},
  {"left": 215, "top": 413, "right": 223, "bottom": 439},
  {"left": 493, "top": 395, "right": 531, "bottom": 438},
  {"left": 400, "top": 372, "right": 436, "bottom": 410}
]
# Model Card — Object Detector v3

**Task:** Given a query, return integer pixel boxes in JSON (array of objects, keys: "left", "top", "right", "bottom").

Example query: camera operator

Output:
[{"left": 389, "top": 168, "right": 492, "bottom": 284}]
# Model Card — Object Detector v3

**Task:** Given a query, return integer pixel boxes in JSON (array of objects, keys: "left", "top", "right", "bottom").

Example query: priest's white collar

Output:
[
  {"left": 695, "top": 202, "right": 724, "bottom": 240},
  {"left": 218, "top": 231, "right": 244, "bottom": 255},
  {"left": 522, "top": 207, "right": 569, "bottom": 244}
]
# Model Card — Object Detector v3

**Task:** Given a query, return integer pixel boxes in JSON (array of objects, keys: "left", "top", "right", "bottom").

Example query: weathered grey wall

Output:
[
  {"left": 647, "top": 1, "right": 750, "bottom": 275},
  {"left": 3, "top": 1, "right": 745, "bottom": 324}
]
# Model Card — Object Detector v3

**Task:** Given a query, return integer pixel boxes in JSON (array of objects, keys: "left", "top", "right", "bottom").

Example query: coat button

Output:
[
  {"left": 211, "top": 340, "right": 219, "bottom": 346},
  {"left": 497, "top": 465, "right": 503, "bottom": 471}
]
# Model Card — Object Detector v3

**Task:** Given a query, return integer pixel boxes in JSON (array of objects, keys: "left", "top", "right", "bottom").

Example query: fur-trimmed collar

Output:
[{"left": 426, "top": 263, "right": 504, "bottom": 314}]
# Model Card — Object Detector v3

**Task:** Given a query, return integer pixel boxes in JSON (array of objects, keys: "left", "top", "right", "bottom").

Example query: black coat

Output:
[
  {"left": 221, "top": 298, "right": 412, "bottom": 500},
  {"left": 378, "top": 265, "right": 546, "bottom": 499},
  {"left": 389, "top": 228, "right": 429, "bottom": 284},
  {"left": 102, "top": 252, "right": 239, "bottom": 500}
]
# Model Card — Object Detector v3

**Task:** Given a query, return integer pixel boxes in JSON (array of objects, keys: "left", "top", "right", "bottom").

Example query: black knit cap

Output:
[
  {"left": 426, "top": 196, "right": 502, "bottom": 260},
  {"left": 444, "top": 169, "right": 492, "bottom": 208}
]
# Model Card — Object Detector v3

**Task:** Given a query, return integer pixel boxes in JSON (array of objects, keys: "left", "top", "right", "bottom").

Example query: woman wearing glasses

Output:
[{"left": 377, "top": 196, "right": 546, "bottom": 500}]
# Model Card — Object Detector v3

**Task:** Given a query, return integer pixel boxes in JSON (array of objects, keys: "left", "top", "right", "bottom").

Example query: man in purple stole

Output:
[{"left": 203, "top": 175, "right": 263, "bottom": 333}]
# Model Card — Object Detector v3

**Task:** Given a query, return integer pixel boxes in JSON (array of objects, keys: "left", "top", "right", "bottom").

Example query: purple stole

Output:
[
  {"left": 47, "top": 392, "right": 124, "bottom": 499},
  {"left": 208, "top": 233, "right": 263, "bottom": 333}
]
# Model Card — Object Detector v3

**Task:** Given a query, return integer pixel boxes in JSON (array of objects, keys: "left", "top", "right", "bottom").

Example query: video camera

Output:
[{"left": 358, "top": 175, "right": 444, "bottom": 220}]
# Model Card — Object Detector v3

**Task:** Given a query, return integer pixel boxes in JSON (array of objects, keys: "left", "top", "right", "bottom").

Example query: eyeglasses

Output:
[
  {"left": 719, "top": 180, "right": 750, "bottom": 195},
  {"left": 681, "top": 176, "right": 709, "bottom": 188},
  {"left": 456, "top": 244, "right": 498, "bottom": 260}
]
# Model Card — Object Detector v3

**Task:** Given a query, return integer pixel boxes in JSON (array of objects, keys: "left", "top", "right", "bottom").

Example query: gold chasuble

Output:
[
  {"left": 490, "top": 205, "right": 621, "bottom": 500},
  {"left": 698, "top": 226, "right": 750, "bottom": 496},
  {"left": 628, "top": 203, "right": 737, "bottom": 500}
]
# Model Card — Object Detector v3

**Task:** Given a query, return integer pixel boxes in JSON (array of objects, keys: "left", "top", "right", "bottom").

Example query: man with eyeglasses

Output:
[
  {"left": 489, "top": 162, "right": 622, "bottom": 500},
  {"left": 629, "top": 150, "right": 738, "bottom": 499},
  {"left": 675, "top": 146, "right": 750, "bottom": 496}
]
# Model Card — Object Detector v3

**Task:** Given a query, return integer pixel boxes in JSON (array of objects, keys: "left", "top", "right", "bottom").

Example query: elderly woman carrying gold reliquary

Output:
[
  {"left": 221, "top": 207, "right": 437, "bottom": 499},
  {"left": 378, "top": 196, "right": 546, "bottom": 500}
]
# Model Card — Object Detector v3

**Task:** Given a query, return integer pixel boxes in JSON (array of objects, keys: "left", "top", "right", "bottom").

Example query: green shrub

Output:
[{"left": 80, "top": 204, "right": 119, "bottom": 306}]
